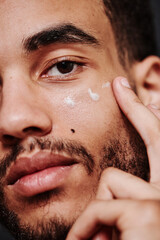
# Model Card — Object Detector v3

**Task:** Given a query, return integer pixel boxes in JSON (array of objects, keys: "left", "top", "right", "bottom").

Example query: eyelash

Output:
[{"left": 40, "top": 57, "right": 86, "bottom": 82}]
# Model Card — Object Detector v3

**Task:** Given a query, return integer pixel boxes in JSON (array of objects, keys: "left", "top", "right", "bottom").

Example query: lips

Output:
[{"left": 6, "top": 152, "right": 77, "bottom": 197}]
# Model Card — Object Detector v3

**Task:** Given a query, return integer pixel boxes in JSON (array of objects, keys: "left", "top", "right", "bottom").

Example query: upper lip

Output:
[{"left": 6, "top": 152, "right": 77, "bottom": 185}]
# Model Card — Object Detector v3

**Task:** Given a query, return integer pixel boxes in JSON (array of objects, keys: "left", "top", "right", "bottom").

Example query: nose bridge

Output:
[
  {"left": 2, "top": 72, "right": 35, "bottom": 118},
  {"left": 0, "top": 71, "right": 52, "bottom": 139}
]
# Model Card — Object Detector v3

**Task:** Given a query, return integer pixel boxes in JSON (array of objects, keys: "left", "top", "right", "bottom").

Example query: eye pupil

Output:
[{"left": 57, "top": 61, "right": 74, "bottom": 74}]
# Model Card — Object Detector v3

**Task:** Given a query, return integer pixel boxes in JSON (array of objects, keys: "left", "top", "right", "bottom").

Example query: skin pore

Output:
[{"left": 0, "top": 0, "right": 148, "bottom": 239}]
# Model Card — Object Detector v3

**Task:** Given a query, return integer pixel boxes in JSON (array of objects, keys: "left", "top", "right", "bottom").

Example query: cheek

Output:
[{"left": 43, "top": 85, "right": 118, "bottom": 146}]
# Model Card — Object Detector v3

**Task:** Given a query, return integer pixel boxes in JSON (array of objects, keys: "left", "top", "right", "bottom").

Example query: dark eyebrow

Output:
[{"left": 23, "top": 24, "right": 100, "bottom": 52}]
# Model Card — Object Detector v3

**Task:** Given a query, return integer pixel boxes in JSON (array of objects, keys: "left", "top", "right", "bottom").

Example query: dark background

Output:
[
  {"left": 151, "top": 0, "right": 160, "bottom": 56},
  {"left": 0, "top": 0, "right": 160, "bottom": 239}
]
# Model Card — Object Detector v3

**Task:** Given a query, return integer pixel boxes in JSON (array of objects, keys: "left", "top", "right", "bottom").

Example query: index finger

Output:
[{"left": 112, "top": 77, "right": 160, "bottom": 183}]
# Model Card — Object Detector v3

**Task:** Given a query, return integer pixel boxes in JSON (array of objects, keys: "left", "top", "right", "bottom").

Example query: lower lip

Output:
[{"left": 10, "top": 166, "right": 73, "bottom": 197}]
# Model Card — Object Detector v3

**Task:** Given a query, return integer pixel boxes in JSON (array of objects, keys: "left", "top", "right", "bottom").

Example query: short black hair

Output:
[{"left": 103, "top": 0, "right": 157, "bottom": 66}]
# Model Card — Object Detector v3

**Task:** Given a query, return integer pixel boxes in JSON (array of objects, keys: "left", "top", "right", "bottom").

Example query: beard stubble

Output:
[{"left": 0, "top": 117, "right": 149, "bottom": 240}]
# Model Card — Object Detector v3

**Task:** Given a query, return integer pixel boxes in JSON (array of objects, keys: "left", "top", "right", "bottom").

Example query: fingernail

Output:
[
  {"left": 148, "top": 104, "right": 159, "bottom": 110},
  {"left": 120, "top": 78, "right": 131, "bottom": 89}
]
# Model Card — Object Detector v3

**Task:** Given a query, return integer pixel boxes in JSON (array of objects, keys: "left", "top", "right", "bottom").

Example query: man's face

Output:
[{"left": 0, "top": 0, "right": 148, "bottom": 239}]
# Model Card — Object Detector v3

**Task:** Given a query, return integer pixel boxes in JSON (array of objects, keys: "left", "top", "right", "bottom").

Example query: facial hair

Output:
[
  {"left": 0, "top": 139, "right": 95, "bottom": 240},
  {"left": 0, "top": 120, "right": 148, "bottom": 240},
  {"left": 100, "top": 116, "right": 149, "bottom": 180}
]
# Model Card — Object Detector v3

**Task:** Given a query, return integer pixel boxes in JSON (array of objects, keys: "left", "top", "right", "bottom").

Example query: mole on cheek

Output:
[{"left": 71, "top": 129, "right": 75, "bottom": 133}]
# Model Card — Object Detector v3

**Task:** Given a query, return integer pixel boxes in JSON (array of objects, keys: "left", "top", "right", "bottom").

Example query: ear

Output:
[{"left": 130, "top": 56, "right": 160, "bottom": 107}]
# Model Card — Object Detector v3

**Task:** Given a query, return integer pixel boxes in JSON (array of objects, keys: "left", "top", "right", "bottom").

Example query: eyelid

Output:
[{"left": 39, "top": 56, "right": 87, "bottom": 82}]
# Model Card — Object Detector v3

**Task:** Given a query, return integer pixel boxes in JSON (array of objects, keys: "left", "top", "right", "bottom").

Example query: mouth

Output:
[{"left": 6, "top": 152, "right": 77, "bottom": 197}]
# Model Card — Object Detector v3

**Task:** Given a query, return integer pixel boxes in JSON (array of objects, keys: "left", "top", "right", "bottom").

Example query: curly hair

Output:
[{"left": 103, "top": 0, "right": 157, "bottom": 66}]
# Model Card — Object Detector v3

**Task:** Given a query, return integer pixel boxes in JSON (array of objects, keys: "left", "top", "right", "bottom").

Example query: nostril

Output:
[
  {"left": 23, "top": 126, "right": 43, "bottom": 134},
  {"left": 1, "top": 127, "right": 44, "bottom": 145},
  {"left": 2, "top": 135, "right": 19, "bottom": 145}
]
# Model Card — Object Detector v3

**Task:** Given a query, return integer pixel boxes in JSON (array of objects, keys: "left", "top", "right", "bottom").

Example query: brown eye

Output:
[
  {"left": 46, "top": 61, "right": 76, "bottom": 77},
  {"left": 42, "top": 59, "right": 85, "bottom": 81},
  {"left": 56, "top": 61, "right": 74, "bottom": 74}
]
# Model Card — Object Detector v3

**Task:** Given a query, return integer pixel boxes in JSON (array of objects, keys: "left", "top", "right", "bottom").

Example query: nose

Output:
[{"left": 0, "top": 78, "right": 52, "bottom": 145}]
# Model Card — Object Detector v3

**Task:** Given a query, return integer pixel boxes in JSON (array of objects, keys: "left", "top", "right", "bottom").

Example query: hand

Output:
[{"left": 66, "top": 77, "right": 160, "bottom": 240}]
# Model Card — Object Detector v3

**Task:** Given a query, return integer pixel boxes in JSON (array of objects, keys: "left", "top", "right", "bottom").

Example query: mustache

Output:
[{"left": 0, "top": 138, "right": 95, "bottom": 179}]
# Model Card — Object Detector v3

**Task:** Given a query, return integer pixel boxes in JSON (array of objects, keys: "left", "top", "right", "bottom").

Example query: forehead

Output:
[{"left": 0, "top": 0, "right": 109, "bottom": 44}]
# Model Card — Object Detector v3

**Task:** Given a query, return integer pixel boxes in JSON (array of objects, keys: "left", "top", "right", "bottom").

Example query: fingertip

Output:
[
  {"left": 113, "top": 76, "right": 131, "bottom": 89},
  {"left": 112, "top": 76, "right": 123, "bottom": 90},
  {"left": 114, "top": 76, "right": 126, "bottom": 82},
  {"left": 147, "top": 104, "right": 159, "bottom": 110},
  {"left": 112, "top": 77, "right": 132, "bottom": 104}
]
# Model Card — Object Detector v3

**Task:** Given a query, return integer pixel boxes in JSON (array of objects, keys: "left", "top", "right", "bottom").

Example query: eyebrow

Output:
[{"left": 23, "top": 24, "right": 100, "bottom": 52}]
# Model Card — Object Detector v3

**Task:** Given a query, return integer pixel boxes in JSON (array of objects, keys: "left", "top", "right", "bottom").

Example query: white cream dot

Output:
[{"left": 88, "top": 88, "right": 100, "bottom": 101}]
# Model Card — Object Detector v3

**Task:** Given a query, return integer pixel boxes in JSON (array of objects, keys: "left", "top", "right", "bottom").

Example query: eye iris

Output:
[{"left": 57, "top": 61, "right": 74, "bottom": 74}]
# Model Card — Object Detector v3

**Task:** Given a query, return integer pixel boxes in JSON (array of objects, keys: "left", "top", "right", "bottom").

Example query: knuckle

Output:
[
  {"left": 100, "top": 167, "right": 116, "bottom": 182},
  {"left": 140, "top": 200, "right": 160, "bottom": 224},
  {"left": 85, "top": 199, "right": 103, "bottom": 216},
  {"left": 88, "top": 199, "right": 100, "bottom": 210}
]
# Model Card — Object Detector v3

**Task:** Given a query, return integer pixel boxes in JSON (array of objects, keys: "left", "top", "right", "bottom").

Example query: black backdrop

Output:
[
  {"left": 151, "top": 0, "right": 160, "bottom": 56},
  {"left": 0, "top": 0, "right": 160, "bottom": 239}
]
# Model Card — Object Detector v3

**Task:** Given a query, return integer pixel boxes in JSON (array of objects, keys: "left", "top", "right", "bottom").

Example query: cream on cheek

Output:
[
  {"left": 102, "top": 82, "right": 111, "bottom": 89},
  {"left": 63, "top": 83, "right": 111, "bottom": 109},
  {"left": 87, "top": 82, "right": 111, "bottom": 102},
  {"left": 58, "top": 84, "right": 113, "bottom": 140},
  {"left": 88, "top": 88, "right": 100, "bottom": 101},
  {"left": 63, "top": 89, "right": 100, "bottom": 109},
  {"left": 64, "top": 96, "right": 75, "bottom": 107}
]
